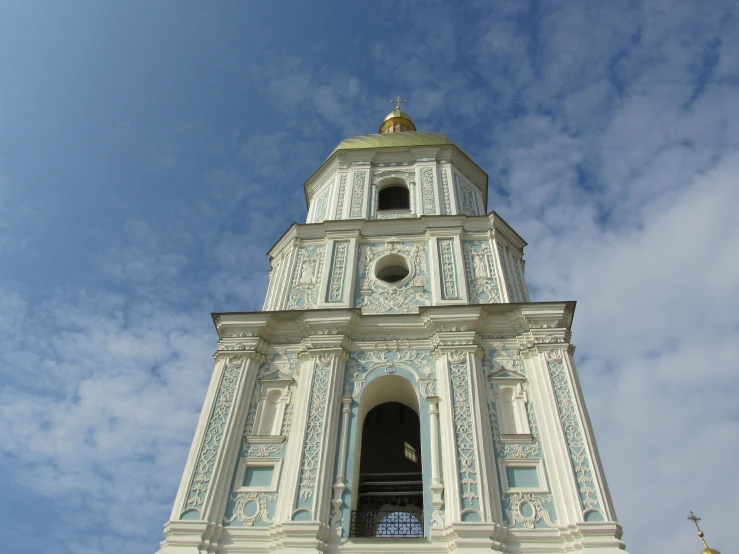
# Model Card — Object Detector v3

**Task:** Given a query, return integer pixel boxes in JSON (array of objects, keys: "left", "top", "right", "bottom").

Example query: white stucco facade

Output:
[{"left": 156, "top": 125, "right": 627, "bottom": 554}]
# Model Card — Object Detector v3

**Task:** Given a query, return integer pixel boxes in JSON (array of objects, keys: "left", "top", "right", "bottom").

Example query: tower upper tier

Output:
[
  {"left": 263, "top": 109, "right": 531, "bottom": 314},
  {"left": 304, "top": 114, "right": 487, "bottom": 223}
]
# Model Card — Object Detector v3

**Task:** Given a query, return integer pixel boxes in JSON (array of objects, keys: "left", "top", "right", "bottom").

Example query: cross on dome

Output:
[{"left": 390, "top": 96, "right": 407, "bottom": 111}]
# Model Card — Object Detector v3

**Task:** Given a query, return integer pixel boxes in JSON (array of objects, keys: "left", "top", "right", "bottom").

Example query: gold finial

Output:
[
  {"left": 688, "top": 511, "right": 721, "bottom": 554},
  {"left": 390, "top": 96, "right": 407, "bottom": 111},
  {"left": 379, "top": 97, "right": 416, "bottom": 133}
]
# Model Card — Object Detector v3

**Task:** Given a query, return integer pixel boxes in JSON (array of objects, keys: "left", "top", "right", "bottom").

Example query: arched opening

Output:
[
  {"left": 351, "top": 400, "right": 424, "bottom": 538},
  {"left": 378, "top": 185, "right": 410, "bottom": 211}
]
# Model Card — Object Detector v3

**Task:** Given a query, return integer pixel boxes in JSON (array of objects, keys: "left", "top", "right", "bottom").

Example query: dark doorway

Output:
[
  {"left": 352, "top": 402, "right": 424, "bottom": 538},
  {"left": 378, "top": 185, "right": 410, "bottom": 211}
]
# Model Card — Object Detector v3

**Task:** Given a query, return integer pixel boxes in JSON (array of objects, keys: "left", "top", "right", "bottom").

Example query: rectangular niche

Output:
[
  {"left": 500, "top": 459, "right": 548, "bottom": 494},
  {"left": 234, "top": 458, "right": 282, "bottom": 493}
]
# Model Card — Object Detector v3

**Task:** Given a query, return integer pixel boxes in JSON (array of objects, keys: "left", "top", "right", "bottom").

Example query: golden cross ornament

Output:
[
  {"left": 688, "top": 511, "right": 702, "bottom": 529},
  {"left": 688, "top": 510, "right": 713, "bottom": 549},
  {"left": 390, "top": 96, "right": 407, "bottom": 111}
]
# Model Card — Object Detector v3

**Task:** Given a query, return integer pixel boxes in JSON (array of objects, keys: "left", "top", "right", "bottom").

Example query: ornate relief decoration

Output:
[
  {"left": 296, "top": 355, "right": 333, "bottom": 509},
  {"left": 354, "top": 240, "right": 431, "bottom": 314},
  {"left": 437, "top": 239, "right": 459, "bottom": 299},
  {"left": 463, "top": 241, "right": 501, "bottom": 304},
  {"left": 511, "top": 255, "right": 528, "bottom": 302},
  {"left": 431, "top": 507, "right": 445, "bottom": 529},
  {"left": 313, "top": 183, "right": 331, "bottom": 223},
  {"left": 344, "top": 350, "right": 435, "bottom": 397},
  {"left": 441, "top": 168, "right": 452, "bottom": 214},
  {"left": 287, "top": 246, "right": 326, "bottom": 309},
  {"left": 183, "top": 362, "right": 243, "bottom": 514},
  {"left": 335, "top": 174, "right": 348, "bottom": 219},
  {"left": 371, "top": 169, "right": 415, "bottom": 184},
  {"left": 376, "top": 211, "right": 414, "bottom": 220},
  {"left": 497, "top": 243, "right": 516, "bottom": 302},
  {"left": 544, "top": 349, "right": 603, "bottom": 514},
  {"left": 224, "top": 492, "right": 277, "bottom": 527},
  {"left": 447, "top": 351, "right": 481, "bottom": 511},
  {"left": 349, "top": 171, "right": 367, "bottom": 218},
  {"left": 503, "top": 492, "right": 558, "bottom": 530},
  {"left": 327, "top": 241, "right": 349, "bottom": 302},
  {"left": 262, "top": 349, "right": 301, "bottom": 379},
  {"left": 421, "top": 167, "right": 436, "bottom": 214},
  {"left": 454, "top": 175, "right": 479, "bottom": 216},
  {"left": 244, "top": 443, "right": 283, "bottom": 458}
]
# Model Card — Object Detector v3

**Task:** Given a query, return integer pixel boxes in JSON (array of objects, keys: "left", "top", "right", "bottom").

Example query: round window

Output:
[{"left": 374, "top": 253, "right": 410, "bottom": 284}]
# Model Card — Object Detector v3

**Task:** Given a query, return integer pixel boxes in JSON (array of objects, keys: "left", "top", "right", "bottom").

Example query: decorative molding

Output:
[
  {"left": 455, "top": 174, "right": 478, "bottom": 216},
  {"left": 371, "top": 168, "right": 415, "bottom": 184},
  {"left": 327, "top": 241, "right": 349, "bottom": 302},
  {"left": 376, "top": 210, "right": 414, "bottom": 220},
  {"left": 224, "top": 492, "right": 276, "bottom": 527},
  {"left": 349, "top": 171, "right": 366, "bottom": 218},
  {"left": 335, "top": 174, "right": 347, "bottom": 219},
  {"left": 344, "top": 349, "right": 435, "bottom": 397},
  {"left": 296, "top": 355, "right": 333, "bottom": 508},
  {"left": 448, "top": 351, "right": 480, "bottom": 510},
  {"left": 313, "top": 184, "right": 331, "bottom": 223},
  {"left": 503, "top": 492, "right": 558, "bottom": 530},
  {"left": 244, "top": 443, "right": 285, "bottom": 457},
  {"left": 441, "top": 168, "right": 452, "bottom": 214},
  {"left": 355, "top": 240, "right": 430, "bottom": 314},
  {"left": 438, "top": 238, "right": 459, "bottom": 299},
  {"left": 463, "top": 241, "right": 501, "bottom": 304},
  {"left": 421, "top": 167, "right": 436, "bottom": 214},
  {"left": 287, "top": 246, "right": 326, "bottom": 310}
]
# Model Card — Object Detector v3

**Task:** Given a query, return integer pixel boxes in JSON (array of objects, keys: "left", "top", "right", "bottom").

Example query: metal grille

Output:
[{"left": 350, "top": 510, "right": 424, "bottom": 538}]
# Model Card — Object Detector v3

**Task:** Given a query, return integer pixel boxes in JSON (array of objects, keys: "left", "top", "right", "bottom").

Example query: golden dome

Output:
[
  {"left": 379, "top": 97, "right": 417, "bottom": 134},
  {"left": 701, "top": 548, "right": 721, "bottom": 554},
  {"left": 383, "top": 109, "right": 412, "bottom": 123}
]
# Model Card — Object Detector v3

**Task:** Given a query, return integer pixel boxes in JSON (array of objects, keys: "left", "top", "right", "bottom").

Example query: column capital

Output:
[{"left": 299, "top": 347, "right": 350, "bottom": 363}]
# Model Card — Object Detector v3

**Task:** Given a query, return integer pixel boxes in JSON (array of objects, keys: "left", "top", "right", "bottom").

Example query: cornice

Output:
[
  {"left": 211, "top": 302, "right": 577, "bottom": 355},
  {"left": 266, "top": 212, "right": 528, "bottom": 260}
]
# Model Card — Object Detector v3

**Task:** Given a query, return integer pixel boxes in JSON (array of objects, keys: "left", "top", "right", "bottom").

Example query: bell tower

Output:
[{"left": 157, "top": 104, "right": 628, "bottom": 554}]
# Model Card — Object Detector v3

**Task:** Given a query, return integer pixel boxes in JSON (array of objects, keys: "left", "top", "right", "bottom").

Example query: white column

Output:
[
  {"left": 330, "top": 397, "right": 353, "bottom": 530},
  {"left": 427, "top": 396, "right": 444, "bottom": 524}
]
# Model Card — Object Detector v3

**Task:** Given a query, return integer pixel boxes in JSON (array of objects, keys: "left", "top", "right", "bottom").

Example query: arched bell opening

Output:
[
  {"left": 378, "top": 184, "right": 410, "bottom": 211},
  {"left": 349, "top": 375, "right": 424, "bottom": 538}
]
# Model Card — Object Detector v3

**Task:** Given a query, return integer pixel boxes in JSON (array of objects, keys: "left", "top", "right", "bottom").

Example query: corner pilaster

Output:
[{"left": 274, "top": 344, "right": 348, "bottom": 550}]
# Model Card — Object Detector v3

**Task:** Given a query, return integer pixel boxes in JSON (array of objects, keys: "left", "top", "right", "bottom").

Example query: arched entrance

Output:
[{"left": 351, "top": 399, "right": 424, "bottom": 538}]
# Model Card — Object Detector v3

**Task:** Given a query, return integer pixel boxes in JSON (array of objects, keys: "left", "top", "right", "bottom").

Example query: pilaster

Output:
[
  {"left": 274, "top": 343, "right": 348, "bottom": 550},
  {"left": 522, "top": 347, "right": 583, "bottom": 525}
]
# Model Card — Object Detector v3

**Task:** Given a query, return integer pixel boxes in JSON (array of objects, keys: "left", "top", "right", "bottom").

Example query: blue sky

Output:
[{"left": 1, "top": 1, "right": 737, "bottom": 552}]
